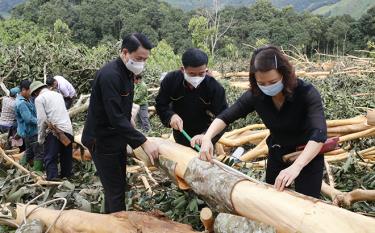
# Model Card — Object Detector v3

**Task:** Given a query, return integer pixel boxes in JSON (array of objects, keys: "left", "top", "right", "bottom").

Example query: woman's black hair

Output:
[{"left": 249, "top": 45, "right": 297, "bottom": 96}]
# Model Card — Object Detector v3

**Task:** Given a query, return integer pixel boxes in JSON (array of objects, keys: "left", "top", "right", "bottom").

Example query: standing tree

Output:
[{"left": 189, "top": 0, "right": 234, "bottom": 59}]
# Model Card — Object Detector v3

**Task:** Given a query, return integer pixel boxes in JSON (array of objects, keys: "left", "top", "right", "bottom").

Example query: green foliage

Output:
[
  {"left": 188, "top": 16, "right": 211, "bottom": 54},
  {"left": 4, "top": 0, "right": 375, "bottom": 57},
  {"left": 11, "top": 0, "right": 192, "bottom": 51},
  {"left": 141, "top": 40, "right": 180, "bottom": 93},
  {"left": 0, "top": 19, "right": 117, "bottom": 94}
]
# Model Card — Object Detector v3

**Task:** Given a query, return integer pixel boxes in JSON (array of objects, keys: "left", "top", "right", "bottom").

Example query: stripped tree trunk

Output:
[
  {"left": 134, "top": 138, "right": 375, "bottom": 233},
  {"left": 7, "top": 204, "right": 199, "bottom": 233}
]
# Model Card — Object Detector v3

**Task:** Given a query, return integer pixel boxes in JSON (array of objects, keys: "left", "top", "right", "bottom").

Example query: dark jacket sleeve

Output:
[
  {"left": 304, "top": 86, "right": 327, "bottom": 143},
  {"left": 155, "top": 76, "right": 175, "bottom": 127},
  {"left": 210, "top": 82, "right": 229, "bottom": 144},
  {"left": 217, "top": 91, "right": 255, "bottom": 125},
  {"left": 100, "top": 74, "right": 147, "bottom": 148}
]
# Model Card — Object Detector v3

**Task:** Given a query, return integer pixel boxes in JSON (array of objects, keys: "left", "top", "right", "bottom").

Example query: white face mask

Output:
[
  {"left": 184, "top": 72, "right": 205, "bottom": 88},
  {"left": 125, "top": 58, "right": 145, "bottom": 75},
  {"left": 258, "top": 79, "right": 284, "bottom": 96}
]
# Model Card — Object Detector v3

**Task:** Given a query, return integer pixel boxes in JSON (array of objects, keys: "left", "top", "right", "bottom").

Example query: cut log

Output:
[
  {"left": 222, "top": 124, "right": 265, "bottom": 138},
  {"left": 367, "top": 109, "right": 375, "bottom": 126},
  {"left": 214, "top": 213, "right": 275, "bottom": 233},
  {"left": 327, "top": 122, "right": 371, "bottom": 134},
  {"left": 339, "top": 127, "right": 375, "bottom": 142},
  {"left": 134, "top": 138, "right": 375, "bottom": 233},
  {"left": 326, "top": 116, "right": 365, "bottom": 127},
  {"left": 219, "top": 130, "right": 269, "bottom": 147},
  {"left": 200, "top": 208, "right": 214, "bottom": 233},
  {"left": 9, "top": 204, "right": 198, "bottom": 233}
]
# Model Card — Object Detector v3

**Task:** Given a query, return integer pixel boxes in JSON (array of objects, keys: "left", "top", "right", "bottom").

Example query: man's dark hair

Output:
[
  {"left": 46, "top": 76, "right": 56, "bottom": 86},
  {"left": 19, "top": 79, "right": 31, "bottom": 90},
  {"left": 182, "top": 48, "right": 209, "bottom": 68},
  {"left": 121, "top": 33, "right": 153, "bottom": 52}
]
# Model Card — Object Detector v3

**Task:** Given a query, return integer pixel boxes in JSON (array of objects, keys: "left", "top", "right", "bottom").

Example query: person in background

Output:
[
  {"left": 32, "top": 81, "right": 73, "bottom": 181},
  {"left": 15, "top": 80, "right": 44, "bottom": 172},
  {"left": 0, "top": 87, "right": 20, "bottom": 133},
  {"left": 155, "top": 48, "right": 228, "bottom": 148},
  {"left": 199, "top": 45, "right": 327, "bottom": 198},
  {"left": 81, "top": 33, "right": 159, "bottom": 214},
  {"left": 133, "top": 75, "right": 151, "bottom": 133},
  {"left": 46, "top": 75, "right": 76, "bottom": 109}
]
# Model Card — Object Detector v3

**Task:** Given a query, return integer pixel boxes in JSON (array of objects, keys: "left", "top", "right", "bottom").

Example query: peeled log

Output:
[
  {"left": 12, "top": 204, "right": 198, "bottom": 233},
  {"left": 327, "top": 122, "right": 372, "bottom": 134},
  {"left": 326, "top": 116, "right": 366, "bottom": 127},
  {"left": 135, "top": 138, "right": 375, "bottom": 233},
  {"left": 219, "top": 130, "right": 269, "bottom": 147},
  {"left": 214, "top": 213, "right": 275, "bottom": 233}
]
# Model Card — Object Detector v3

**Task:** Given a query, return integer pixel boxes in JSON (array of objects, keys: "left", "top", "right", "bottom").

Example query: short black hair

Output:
[
  {"left": 46, "top": 76, "right": 56, "bottom": 86},
  {"left": 19, "top": 79, "right": 31, "bottom": 90},
  {"left": 121, "top": 33, "right": 153, "bottom": 53},
  {"left": 182, "top": 48, "right": 209, "bottom": 68}
]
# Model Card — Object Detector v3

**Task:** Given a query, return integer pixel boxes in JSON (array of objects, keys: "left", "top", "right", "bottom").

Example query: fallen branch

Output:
[
  {"left": 139, "top": 175, "right": 153, "bottom": 196},
  {"left": 321, "top": 182, "right": 375, "bottom": 207},
  {"left": 0, "top": 147, "right": 62, "bottom": 186},
  {"left": 133, "top": 158, "right": 158, "bottom": 186}
]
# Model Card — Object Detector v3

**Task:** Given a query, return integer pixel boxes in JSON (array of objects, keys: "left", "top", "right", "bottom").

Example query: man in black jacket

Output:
[
  {"left": 82, "top": 33, "right": 158, "bottom": 214},
  {"left": 155, "top": 48, "right": 228, "bottom": 148}
]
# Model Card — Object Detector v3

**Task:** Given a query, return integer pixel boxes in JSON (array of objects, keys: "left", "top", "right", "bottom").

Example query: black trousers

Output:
[
  {"left": 25, "top": 135, "right": 44, "bottom": 162},
  {"left": 64, "top": 97, "right": 74, "bottom": 109},
  {"left": 265, "top": 144, "right": 324, "bottom": 198},
  {"left": 92, "top": 140, "right": 127, "bottom": 214},
  {"left": 44, "top": 133, "right": 73, "bottom": 180}
]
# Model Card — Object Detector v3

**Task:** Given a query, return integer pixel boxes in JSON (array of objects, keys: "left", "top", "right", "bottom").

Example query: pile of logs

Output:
[
  {"left": 210, "top": 50, "right": 375, "bottom": 89},
  {"left": 217, "top": 113, "right": 375, "bottom": 165}
]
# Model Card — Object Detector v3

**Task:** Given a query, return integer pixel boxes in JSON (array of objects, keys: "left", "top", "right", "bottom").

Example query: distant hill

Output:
[
  {"left": 163, "top": 0, "right": 340, "bottom": 12},
  {"left": 0, "top": 0, "right": 25, "bottom": 17},
  {"left": 313, "top": 0, "right": 375, "bottom": 19},
  {"left": 1, "top": 0, "right": 374, "bottom": 19}
]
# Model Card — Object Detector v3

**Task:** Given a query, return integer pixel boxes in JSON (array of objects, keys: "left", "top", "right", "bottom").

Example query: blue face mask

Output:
[{"left": 258, "top": 79, "right": 283, "bottom": 96}]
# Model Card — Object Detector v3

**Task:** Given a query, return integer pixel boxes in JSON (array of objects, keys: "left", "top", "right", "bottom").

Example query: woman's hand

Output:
[
  {"left": 190, "top": 134, "right": 204, "bottom": 147},
  {"left": 274, "top": 164, "right": 303, "bottom": 191},
  {"left": 199, "top": 136, "right": 214, "bottom": 162}
]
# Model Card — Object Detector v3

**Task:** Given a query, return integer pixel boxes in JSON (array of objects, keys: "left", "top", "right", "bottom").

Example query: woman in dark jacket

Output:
[{"left": 197, "top": 45, "right": 327, "bottom": 198}]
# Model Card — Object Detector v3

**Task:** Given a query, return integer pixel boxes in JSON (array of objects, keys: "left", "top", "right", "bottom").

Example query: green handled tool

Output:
[
  {"left": 181, "top": 129, "right": 201, "bottom": 152},
  {"left": 180, "top": 129, "right": 261, "bottom": 184}
]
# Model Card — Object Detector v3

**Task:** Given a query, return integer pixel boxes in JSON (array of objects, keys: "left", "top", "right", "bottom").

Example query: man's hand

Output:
[
  {"left": 190, "top": 134, "right": 204, "bottom": 148},
  {"left": 274, "top": 164, "right": 303, "bottom": 191},
  {"left": 170, "top": 114, "right": 183, "bottom": 131},
  {"left": 199, "top": 136, "right": 214, "bottom": 162},
  {"left": 141, "top": 140, "right": 159, "bottom": 165}
]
